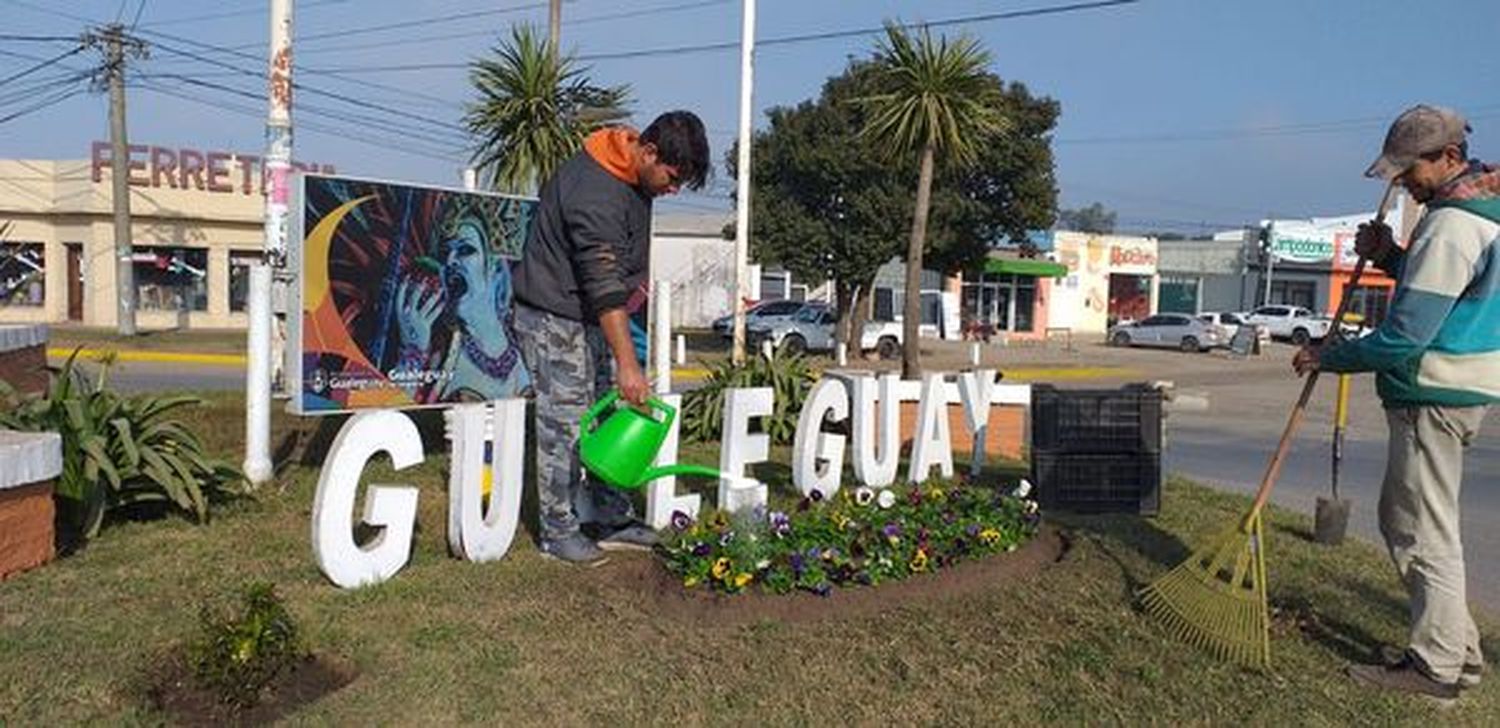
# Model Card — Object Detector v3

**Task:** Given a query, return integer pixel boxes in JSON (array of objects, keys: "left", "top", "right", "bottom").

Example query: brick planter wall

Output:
[
  {"left": 0, "top": 430, "right": 62, "bottom": 580},
  {"left": 822, "top": 370, "right": 1030, "bottom": 468},
  {"left": 0, "top": 325, "right": 49, "bottom": 397}
]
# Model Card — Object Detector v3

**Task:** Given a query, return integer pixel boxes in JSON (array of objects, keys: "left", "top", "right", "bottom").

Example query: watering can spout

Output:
[{"left": 635, "top": 463, "right": 724, "bottom": 485}]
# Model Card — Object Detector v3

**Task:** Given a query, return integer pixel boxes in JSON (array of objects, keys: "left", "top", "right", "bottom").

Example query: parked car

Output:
[
  {"left": 1197, "top": 311, "right": 1269, "bottom": 344},
  {"left": 1107, "top": 313, "right": 1224, "bottom": 352},
  {"left": 712, "top": 299, "right": 808, "bottom": 338},
  {"left": 746, "top": 303, "right": 834, "bottom": 354},
  {"left": 1243, "top": 305, "right": 1335, "bottom": 345}
]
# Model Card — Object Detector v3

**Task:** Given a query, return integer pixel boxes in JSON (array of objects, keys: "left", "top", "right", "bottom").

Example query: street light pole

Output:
[
  {"left": 245, "top": 0, "right": 293, "bottom": 487},
  {"left": 730, "top": 0, "right": 756, "bottom": 365}
]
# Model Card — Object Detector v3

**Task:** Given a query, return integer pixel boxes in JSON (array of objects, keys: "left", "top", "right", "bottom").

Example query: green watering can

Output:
[{"left": 579, "top": 390, "right": 723, "bottom": 490}]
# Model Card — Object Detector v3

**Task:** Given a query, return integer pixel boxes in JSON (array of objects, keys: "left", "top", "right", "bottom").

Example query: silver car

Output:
[
  {"left": 1108, "top": 313, "right": 1224, "bottom": 352},
  {"left": 747, "top": 303, "right": 835, "bottom": 355}
]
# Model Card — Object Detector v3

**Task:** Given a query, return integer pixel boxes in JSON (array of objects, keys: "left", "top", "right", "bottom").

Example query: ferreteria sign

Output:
[
  {"left": 90, "top": 141, "right": 335, "bottom": 196},
  {"left": 312, "top": 370, "right": 1027, "bottom": 589}
]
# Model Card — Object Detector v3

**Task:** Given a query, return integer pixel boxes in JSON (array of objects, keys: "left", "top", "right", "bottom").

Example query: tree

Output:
[
  {"left": 735, "top": 57, "right": 1059, "bottom": 359},
  {"left": 1058, "top": 202, "right": 1117, "bottom": 234},
  {"left": 727, "top": 62, "right": 909, "bottom": 355},
  {"left": 464, "top": 24, "right": 631, "bottom": 194},
  {"left": 858, "top": 23, "right": 1006, "bottom": 378}
]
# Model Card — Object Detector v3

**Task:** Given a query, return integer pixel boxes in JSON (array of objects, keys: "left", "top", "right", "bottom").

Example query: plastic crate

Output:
[
  {"left": 1031, "top": 451, "right": 1161, "bottom": 515},
  {"left": 1031, "top": 384, "right": 1163, "bottom": 455}
]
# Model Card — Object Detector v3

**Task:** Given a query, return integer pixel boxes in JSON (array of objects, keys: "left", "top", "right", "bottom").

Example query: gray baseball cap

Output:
[{"left": 1365, "top": 104, "right": 1470, "bottom": 179}]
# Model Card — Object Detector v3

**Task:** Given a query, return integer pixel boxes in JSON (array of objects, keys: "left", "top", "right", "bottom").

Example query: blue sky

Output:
[{"left": 3, "top": 0, "right": 1498, "bottom": 234}]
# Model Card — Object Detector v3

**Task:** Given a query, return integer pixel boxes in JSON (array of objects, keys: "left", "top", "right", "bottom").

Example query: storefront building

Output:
[
  {"left": 1253, "top": 212, "right": 1401, "bottom": 325},
  {"left": 1156, "top": 233, "right": 1258, "bottom": 315},
  {"left": 1048, "top": 231, "right": 1160, "bottom": 333},
  {"left": 0, "top": 144, "right": 334, "bottom": 329}
]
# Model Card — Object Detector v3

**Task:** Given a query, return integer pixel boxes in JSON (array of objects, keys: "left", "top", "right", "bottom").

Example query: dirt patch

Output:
[
  {"left": 578, "top": 525, "right": 1068, "bottom": 627},
  {"left": 146, "top": 653, "right": 356, "bottom": 727}
]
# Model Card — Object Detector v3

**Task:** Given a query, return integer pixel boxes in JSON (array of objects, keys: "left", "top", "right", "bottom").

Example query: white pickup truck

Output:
[{"left": 1243, "top": 305, "right": 1334, "bottom": 345}]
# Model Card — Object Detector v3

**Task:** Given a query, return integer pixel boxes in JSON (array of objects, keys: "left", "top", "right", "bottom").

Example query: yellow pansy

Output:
[
  {"left": 734, "top": 572, "right": 752, "bottom": 588},
  {"left": 711, "top": 557, "right": 731, "bottom": 580},
  {"left": 979, "top": 528, "right": 1001, "bottom": 546},
  {"left": 910, "top": 549, "right": 929, "bottom": 572}
]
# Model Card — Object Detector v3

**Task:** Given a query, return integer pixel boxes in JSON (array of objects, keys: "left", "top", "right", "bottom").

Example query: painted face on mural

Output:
[{"left": 443, "top": 221, "right": 490, "bottom": 327}]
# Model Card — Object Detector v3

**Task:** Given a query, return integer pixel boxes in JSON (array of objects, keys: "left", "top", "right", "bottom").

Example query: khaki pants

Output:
[{"left": 1381, "top": 404, "right": 1489, "bottom": 682}]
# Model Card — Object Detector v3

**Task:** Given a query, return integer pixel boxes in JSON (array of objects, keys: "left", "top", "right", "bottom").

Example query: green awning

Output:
[{"left": 983, "top": 258, "right": 1069, "bottom": 277}]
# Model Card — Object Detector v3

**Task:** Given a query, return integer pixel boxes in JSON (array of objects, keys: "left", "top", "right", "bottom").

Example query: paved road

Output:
[{"left": 1161, "top": 357, "right": 1500, "bottom": 608}]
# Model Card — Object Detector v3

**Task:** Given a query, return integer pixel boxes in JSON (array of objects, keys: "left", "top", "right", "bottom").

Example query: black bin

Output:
[
  {"left": 1031, "top": 384, "right": 1163, "bottom": 454},
  {"left": 1031, "top": 451, "right": 1161, "bottom": 515}
]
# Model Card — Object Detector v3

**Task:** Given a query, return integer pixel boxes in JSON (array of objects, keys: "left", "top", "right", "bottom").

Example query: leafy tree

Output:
[
  {"left": 465, "top": 25, "right": 631, "bottom": 194},
  {"left": 858, "top": 22, "right": 1007, "bottom": 378},
  {"left": 734, "top": 49, "right": 1059, "bottom": 358},
  {"left": 1058, "top": 202, "right": 1117, "bottom": 234}
]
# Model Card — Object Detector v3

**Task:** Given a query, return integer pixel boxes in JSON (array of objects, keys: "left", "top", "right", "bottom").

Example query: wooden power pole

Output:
[{"left": 86, "top": 24, "right": 148, "bottom": 335}]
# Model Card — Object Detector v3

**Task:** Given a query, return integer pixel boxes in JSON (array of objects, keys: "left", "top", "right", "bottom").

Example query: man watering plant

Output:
[
  {"left": 511, "top": 111, "right": 709, "bottom": 564},
  {"left": 1293, "top": 105, "right": 1499, "bottom": 699}
]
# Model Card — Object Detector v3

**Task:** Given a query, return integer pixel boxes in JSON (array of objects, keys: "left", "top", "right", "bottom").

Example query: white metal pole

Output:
[
  {"left": 654, "top": 281, "right": 672, "bottom": 395},
  {"left": 730, "top": 0, "right": 756, "bottom": 365},
  {"left": 246, "top": 0, "right": 293, "bottom": 486}
]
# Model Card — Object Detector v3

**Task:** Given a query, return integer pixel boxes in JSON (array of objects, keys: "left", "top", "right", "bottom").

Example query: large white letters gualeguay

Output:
[
  {"left": 311, "top": 410, "right": 423, "bottom": 588},
  {"left": 792, "top": 377, "right": 849, "bottom": 497},
  {"left": 851, "top": 374, "right": 901, "bottom": 488},
  {"left": 718, "top": 387, "right": 771, "bottom": 514},
  {"left": 644, "top": 393, "right": 702, "bottom": 529},
  {"left": 908, "top": 373, "right": 955, "bottom": 482},
  {"left": 445, "top": 400, "right": 525, "bottom": 562}
]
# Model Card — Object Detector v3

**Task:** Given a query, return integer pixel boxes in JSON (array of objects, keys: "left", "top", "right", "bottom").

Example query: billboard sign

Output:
[{"left": 289, "top": 174, "right": 535, "bottom": 414}]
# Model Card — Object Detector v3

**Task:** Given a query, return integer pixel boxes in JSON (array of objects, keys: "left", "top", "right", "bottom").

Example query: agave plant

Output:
[
  {"left": 681, "top": 350, "right": 817, "bottom": 445},
  {"left": 0, "top": 350, "right": 243, "bottom": 539}
]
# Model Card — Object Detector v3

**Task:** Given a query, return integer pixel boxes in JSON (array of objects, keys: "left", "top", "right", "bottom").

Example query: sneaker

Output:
[
  {"left": 595, "top": 522, "right": 659, "bottom": 552},
  {"left": 1378, "top": 645, "right": 1484, "bottom": 689},
  {"left": 1348, "top": 653, "right": 1460, "bottom": 700},
  {"left": 538, "top": 534, "right": 609, "bottom": 566}
]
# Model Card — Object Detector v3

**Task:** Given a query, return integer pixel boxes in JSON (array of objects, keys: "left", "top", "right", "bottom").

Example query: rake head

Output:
[{"left": 1139, "top": 511, "right": 1271, "bottom": 670}]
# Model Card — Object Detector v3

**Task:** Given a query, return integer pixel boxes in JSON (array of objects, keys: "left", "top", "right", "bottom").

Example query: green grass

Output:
[{"left": 2, "top": 394, "right": 1498, "bottom": 724}]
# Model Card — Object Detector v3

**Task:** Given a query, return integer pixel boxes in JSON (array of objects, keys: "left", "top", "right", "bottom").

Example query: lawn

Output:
[{"left": 1, "top": 393, "right": 1496, "bottom": 724}]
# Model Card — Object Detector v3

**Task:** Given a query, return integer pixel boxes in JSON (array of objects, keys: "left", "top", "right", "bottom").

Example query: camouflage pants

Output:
[{"left": 514, "top": 303, "right": 635, "bottom": 542}]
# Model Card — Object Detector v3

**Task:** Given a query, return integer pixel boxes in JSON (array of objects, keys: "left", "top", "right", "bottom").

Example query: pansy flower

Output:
[
  {"left": 670, "top": 510, "right": 694, "bottom": 531},
  {"left": 769, "top": 511, "right": 791, "bottom": 538},
  {"left": 734, "top": 572, "right": 752, "bottom": 588},
  {"left": 979, "top": 528, "right": 1001, "bottom": 546},
  {"left": 711, "top": 557, "right": 731, "bottom": 580},
  {"left": 719, "top": 530, "right": 736, "bottom": 547},
  {"left": 876, "top": 489, "right": 897, "bottom": 510},
  {"left": 854, "top": 487, "right": 875, "bottom": 507},
  {"left": 692, "top": 542, "right": 711, "bottom": 557},
  {"left": 909, "top": 548, "right": 929, "bottom": 572}
]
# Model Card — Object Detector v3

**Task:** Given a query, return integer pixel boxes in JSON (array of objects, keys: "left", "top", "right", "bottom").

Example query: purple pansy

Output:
[
  {"left": 691, "top": 542, "right": 711, "bottom": 557},
  {"left": 670, "top": 510, "right": 694, "bottom": 531}
]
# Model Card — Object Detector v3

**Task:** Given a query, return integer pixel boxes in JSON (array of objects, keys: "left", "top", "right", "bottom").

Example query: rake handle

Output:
[{"left": 1244, "top": 181, "right": 1397, "bottom": 525}]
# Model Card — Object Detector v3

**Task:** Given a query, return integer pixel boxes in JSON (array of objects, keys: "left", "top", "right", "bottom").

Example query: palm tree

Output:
[
  {"left": 858, "top": 23, "right": 1006, "bottom": 378},
  {"left": 465, "top": 24, "right": 631, "bottom": 194}
]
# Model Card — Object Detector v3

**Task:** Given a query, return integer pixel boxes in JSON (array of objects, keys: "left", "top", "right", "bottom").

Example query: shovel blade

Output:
[{"left": 1314, "top": 496, "right": 1352, "bottom": 546}]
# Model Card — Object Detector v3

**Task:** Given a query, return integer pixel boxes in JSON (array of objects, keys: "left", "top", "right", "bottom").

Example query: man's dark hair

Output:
[{"left": 641, "top": 111, "right": 710, "bottom": 191}]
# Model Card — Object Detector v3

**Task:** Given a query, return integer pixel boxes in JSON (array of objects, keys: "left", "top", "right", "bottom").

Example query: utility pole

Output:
[
  {"left": 1261, "top": 220, "right": 1276, "bottom": 307},
  {"left": 85, "top": 25, "right": 147, "bottom": 336},
  {"left": 245, "top": 0, "right": 293, "bottom": 487},
  {"left": 548, "top": 0, "right": 561, "bottom": 60},
  {"left": 730, "top": 0, "right": 756, "bottom": 365}
]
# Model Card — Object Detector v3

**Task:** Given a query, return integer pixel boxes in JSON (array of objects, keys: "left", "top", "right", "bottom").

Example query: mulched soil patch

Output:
[
  {"left": 576, "top": 524, "right": 1068, "bottom": 627},
  {"left": 146, "top": 653, "right": 356, "bottom": 727}
]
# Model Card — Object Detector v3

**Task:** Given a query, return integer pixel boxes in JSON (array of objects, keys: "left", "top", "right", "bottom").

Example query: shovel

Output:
[{"left": 1314, "top": 372, "right": 1353, "bottom": 545}]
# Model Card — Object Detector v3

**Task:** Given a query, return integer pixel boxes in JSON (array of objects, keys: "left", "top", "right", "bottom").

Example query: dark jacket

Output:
[{"left": 512, "top": 132, "right": 651, "bottom": 322}]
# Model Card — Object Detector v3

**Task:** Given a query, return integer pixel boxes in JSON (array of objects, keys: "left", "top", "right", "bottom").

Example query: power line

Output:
[
  {"left": 135, "top": 80, "right": 466, "bottom": 163},
  {"left": 129, "top": 26, "right": 462, "bottom": 109},
  {"left": 0, "top": 44, "right": 85, "bottom": 87},
  {"left": 223, "top": 1, "right": 552, "bottom": 51},
  {"left": 141, "top": 0, "right": 352, "bottom": 28},
  {"left": 307, "top": 0, "right": 1141, "bottom": 72},
  {"left": 141, "top": 39, "right": 468, "bottom": 137},
  {"left": 0, "top": 85, "right": 86, "bottom": 125},
  {"left": 297, "top": 0, "right": 733, "bottom": 57},
  {"left": 0, "top": 34, "right": 83, "bottom": 42}
]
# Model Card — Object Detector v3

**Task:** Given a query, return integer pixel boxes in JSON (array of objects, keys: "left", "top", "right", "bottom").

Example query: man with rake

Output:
[{"left": 1294, "top": 104, "right": 1499, "bottom": 700}]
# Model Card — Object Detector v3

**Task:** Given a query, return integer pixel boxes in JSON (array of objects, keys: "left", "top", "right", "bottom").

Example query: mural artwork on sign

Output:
[{"left": 289, "top": 174, "right": 534, "bottom": 414}]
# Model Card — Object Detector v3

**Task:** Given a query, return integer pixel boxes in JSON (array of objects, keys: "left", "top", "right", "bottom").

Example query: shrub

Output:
[
  {"left": 681, "top": 350, "right": 816, "bottom": 445},
  {"left": 189, "top": 582, "right": 305, "bottom": 709},
  {"left": 0, "top": 350, "right": 243, "bottom": 539},
  {"left": 659, "top": 480, "right": 1041, "bottom": 596}
]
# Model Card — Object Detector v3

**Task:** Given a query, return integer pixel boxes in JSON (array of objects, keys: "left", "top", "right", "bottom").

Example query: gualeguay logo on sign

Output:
[{"left": 289, "top": 174, "right": 535, "bottom": 414}]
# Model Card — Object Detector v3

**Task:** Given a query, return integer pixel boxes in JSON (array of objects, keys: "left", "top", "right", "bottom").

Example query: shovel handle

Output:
[{"left": 1244, "top": 180, "right": 1397, "bottom": 527}]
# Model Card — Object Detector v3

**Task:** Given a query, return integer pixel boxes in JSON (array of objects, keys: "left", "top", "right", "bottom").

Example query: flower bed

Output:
[{"left": 660, "top": 480, "right": 1041, "bottom": 596}]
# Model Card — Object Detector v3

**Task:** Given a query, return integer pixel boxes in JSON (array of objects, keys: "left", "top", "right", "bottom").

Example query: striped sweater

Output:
[{"left": 1321, "top": 164, "right": 1500, "bottom": 407}]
